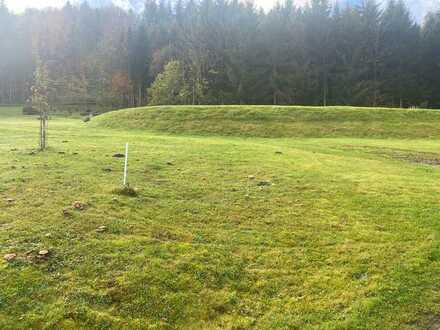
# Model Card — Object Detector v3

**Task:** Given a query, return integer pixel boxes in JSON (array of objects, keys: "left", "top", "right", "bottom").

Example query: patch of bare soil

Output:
[
  {"left": 342, "top": 145, "right": 440, "bottom": 166},
  {"left": 406, "top": 313, "right": 440, "bottom": 330},
  {"left": 420, "top": 314, "right": 440, "bottom": 330}
]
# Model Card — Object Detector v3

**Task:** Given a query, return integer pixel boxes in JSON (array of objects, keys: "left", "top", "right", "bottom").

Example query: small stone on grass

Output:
[
  {"left": 4, "top": 253, "right": 17, "bottom": 262},
  {"left": 38, "top": 250, "right": 49, "bottom": 258},
  {"left": 96, "top": 226, "right": 107, "bottom": 233},
  {"left": 257, "top": 180, "right": 272, "bottom": 187},
  {"left": 63, "top": 208, "right": 72, "bottom": 217},
  {"left": 73, "top": 201, "right": 87, "bottom": 211}
]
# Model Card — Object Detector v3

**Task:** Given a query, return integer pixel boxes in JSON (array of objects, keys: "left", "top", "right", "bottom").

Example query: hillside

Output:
[{"left": 93, "top": 105, "right": 440, "bottom": 139}]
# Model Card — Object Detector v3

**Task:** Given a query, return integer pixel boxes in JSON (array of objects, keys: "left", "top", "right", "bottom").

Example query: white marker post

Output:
[{"left": 123, "top": 143, "right": 129, "bottom": 187}]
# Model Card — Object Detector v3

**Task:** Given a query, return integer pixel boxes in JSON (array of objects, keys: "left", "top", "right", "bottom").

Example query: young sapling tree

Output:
[{"left": 31, "top": 60, "right": 51, "bottom": 151}]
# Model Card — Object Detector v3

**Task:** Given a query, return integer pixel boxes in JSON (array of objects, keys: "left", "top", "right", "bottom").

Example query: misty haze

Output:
[{"left": 1, "top": 0, "right": 440, "bottom": 329}]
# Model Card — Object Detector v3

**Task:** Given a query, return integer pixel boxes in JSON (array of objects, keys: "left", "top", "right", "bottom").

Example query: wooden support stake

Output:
[{"left": 123, "top": 143, "right": 129, "bottom": 187}]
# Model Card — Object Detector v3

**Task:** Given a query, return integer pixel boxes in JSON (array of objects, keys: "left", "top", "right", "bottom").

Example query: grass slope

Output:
[
  {"left": 93, "top": 105, "right": 440, "bottom": 139},
  {"left": 1, "top": 106, "right": 440, "bottom": 329}
]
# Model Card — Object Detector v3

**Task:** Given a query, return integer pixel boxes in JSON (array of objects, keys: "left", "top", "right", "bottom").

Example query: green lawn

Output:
[{"left": 1, "top": 105, "right": 440, "bottom": 329}]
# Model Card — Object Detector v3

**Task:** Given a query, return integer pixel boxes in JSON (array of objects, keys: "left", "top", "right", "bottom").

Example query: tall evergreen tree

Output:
[
  {"left": 304, "top": 0, "right": 332, "bottom": 105},
  {"left": 380, "top": 0, "right": 420, "bottom": 107},
  {"left": 421, "top": 12, "right": 440, "bottom": 107}
]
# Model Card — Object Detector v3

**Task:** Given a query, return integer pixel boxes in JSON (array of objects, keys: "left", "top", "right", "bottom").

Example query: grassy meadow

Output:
[{"left": 1, "top": 105, "right": 440, "bottom": 329}]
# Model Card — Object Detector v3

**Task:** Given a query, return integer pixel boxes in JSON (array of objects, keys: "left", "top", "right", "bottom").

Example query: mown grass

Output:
[
  {"left": 93, "top": 105, "right": 440, "bottom": 139},
  {"left": 1, "top": 106, "right": 440, "bottom": 329}
]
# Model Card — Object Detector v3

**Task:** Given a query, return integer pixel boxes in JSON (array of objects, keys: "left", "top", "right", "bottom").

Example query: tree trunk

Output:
[
  {"left": 323, "top": 66, "right": 328, "bottom": 107},
  {"left": 39, "top": 115, "right": 43, "bottom": 150},
  {"left": 39, "top": 112, "right": 48, "bottom": 151},
  {"left": 138, "top": 86, "right": 142, "bottom": 107},
  {"left": 192, "top": 81, "right": 196, "bottom": 105}
]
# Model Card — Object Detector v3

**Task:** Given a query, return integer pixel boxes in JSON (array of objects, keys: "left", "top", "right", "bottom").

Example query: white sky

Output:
[
  {"left": 5, "top": 0, "right": 65, "bottom": 12},
  {"left": 5, "top": 0, "right": 281, "bottom": 12},
  {"left": 4, "top": 0, "right": 439, "bottom": 20}
]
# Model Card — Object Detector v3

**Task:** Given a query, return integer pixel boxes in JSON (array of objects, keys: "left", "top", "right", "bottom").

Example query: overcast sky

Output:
[
  {"left": 4, "top": 0, "right": 308, "bottom": 13},
  {"left": 5, "top": 0, "right": 63, "bottom": 12},
  {"left": 4, "top": 0, "right": 439, "bottom": 22}
]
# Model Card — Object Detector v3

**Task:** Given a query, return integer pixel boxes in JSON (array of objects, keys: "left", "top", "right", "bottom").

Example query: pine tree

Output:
[
  {"left": 358, "top": 0, "right": 382, "bottom": 106},
  {"left": 380, "top": 0, "right": 420, "bottom": 107},
  {"left": 421, "top": 12, "right": 440, "bottom": 107},
  {"left": 304, "top": 0, "right": 332, "bottom": 106}
]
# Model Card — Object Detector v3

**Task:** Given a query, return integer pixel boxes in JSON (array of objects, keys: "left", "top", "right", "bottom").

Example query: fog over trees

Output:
[{"left": 1, "top": 0, "right": 440, "bottom": 109}]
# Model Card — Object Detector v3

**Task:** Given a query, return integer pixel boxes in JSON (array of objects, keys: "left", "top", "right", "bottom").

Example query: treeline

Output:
[{"left": 1, "top": 0, "right": 440, "bottom": 109}]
